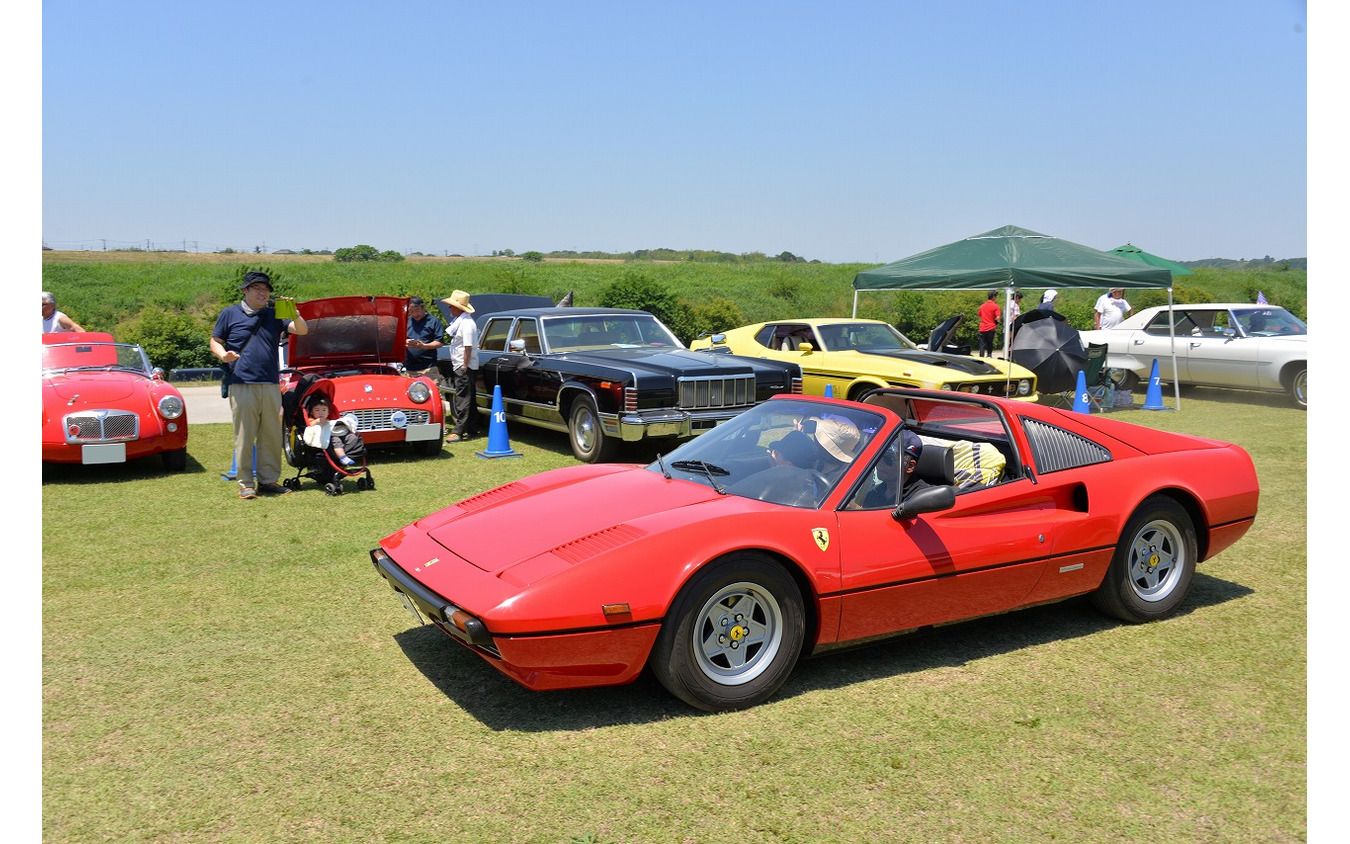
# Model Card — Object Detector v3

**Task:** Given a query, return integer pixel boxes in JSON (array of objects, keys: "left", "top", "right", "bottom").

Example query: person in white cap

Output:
[
  {"left": 1093, "top": 288, "right": 1133, "bottom": 329},
  {"left": 441, "top": 289, "right": 480, "bottom": 441}
]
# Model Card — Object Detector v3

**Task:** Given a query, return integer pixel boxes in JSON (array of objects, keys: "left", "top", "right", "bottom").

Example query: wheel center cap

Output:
[{"left": 728, "top": 625, "right": 746, "bottom": 642}]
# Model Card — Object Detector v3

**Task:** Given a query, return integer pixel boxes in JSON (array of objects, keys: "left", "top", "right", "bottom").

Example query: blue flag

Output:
[{"left": 1256, "top": 291, "right": 1268, "bottom": 304}]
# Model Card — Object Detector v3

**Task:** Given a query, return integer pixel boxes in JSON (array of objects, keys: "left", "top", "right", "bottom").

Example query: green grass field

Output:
[{"left": 42, "top": 388, "right": 1307, "bottom": 842}]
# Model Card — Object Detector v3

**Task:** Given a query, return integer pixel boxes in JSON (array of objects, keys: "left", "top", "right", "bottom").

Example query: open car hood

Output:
[{"left": 287, "top": 296, "right": 408, "bottom": 368}]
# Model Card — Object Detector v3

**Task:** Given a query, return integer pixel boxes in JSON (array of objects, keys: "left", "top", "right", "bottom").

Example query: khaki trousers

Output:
[{"left": 229, "top": 382, "right": 284, "bottom": 488}]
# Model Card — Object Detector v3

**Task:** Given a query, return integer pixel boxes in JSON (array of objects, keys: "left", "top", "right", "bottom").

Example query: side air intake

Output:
[{"left": 1022, "top": 418, "right": 1111, "bottom": 474}]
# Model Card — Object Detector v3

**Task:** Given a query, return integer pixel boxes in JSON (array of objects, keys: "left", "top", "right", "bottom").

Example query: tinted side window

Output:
[{"left": 480, "top": 318, "right": 512, "bottom": 352}]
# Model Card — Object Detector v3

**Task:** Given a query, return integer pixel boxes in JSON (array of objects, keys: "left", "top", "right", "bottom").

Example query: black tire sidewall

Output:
[
  {"left": 652, "top": 554, "right": 805, "bottom": 712},
  {"left": 568, "top": 396, "right": 614, "bottom": 463},
  {"left": 1093, "top": 496, "right": 1196, "bottom": 623}
]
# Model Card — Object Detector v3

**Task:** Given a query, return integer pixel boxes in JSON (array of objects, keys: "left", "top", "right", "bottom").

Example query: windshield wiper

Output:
[
  {"left": 669, "top": 460, "right": 728, "bottom": 494},
  {"left": 656, "top": 453, "right": 671, "bottom": 479}
]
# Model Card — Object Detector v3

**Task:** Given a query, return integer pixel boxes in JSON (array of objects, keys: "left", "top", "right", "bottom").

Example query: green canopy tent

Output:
[
  {"left": 1108, "top": 243, "right": 1194, "bottom": 276},
  {"left": 852, "top": 225, "right": 1182, "bottom": 406}
]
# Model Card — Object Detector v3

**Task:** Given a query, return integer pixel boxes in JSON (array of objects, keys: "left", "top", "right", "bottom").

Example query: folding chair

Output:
[{"left": 1082, "top": 343, "right": 1113, "bottom": 412}]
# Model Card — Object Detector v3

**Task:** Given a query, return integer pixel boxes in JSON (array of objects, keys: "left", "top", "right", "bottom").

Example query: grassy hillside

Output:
[{"left": 42, "top": 251, "right": 1308, "bottom": 369}]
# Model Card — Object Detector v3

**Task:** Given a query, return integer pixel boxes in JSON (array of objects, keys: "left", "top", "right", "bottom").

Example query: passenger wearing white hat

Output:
[{"left": 441, "top": 289, "right": 480, "bottom": 441}]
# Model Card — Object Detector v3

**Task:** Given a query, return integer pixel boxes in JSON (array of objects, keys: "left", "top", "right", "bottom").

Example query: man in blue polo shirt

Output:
[{"left": 210, "top": 271, "right": 308, "bottom": 499}]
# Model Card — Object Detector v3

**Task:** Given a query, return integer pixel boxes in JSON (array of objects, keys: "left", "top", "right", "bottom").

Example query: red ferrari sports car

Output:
[
  {"left": 282, "top": 296, "right": 445, "bottom": 455},
  {"left": 42, "top": 332, "right": 189, "bottom": 470},
  {"left": 372, "top": 389, "right": 1259, "bottom": 711}
]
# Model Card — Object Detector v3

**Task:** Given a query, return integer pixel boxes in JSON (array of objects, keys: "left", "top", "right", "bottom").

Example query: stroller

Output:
[{"left": 282, "top": 374, "right": 375, "bottom": 495}]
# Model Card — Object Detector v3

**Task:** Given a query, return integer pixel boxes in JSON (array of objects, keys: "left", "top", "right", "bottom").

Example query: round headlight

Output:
[
  {"left": 158, "top": 394, "right": 185, "bottom": 419},
  {"left": 407, "top": 381, "right": 431, "bottom": 404},
  {"left": 939, "top": 383, "right": 952, "bottom": 391},
  {"left": 1018, "top": 380, "right": 1032, "bottom": 396}
]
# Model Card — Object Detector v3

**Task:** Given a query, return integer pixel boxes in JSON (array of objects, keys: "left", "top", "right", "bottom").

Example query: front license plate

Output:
[
  {"left": 397, "top": 591, "right": 425, "bottom": 626},
  {"left": 82, "top": 443, "right": 127, "bottom": 464},
  {"left": 403, "top": 423, "right": 442, "bottom": 442}
]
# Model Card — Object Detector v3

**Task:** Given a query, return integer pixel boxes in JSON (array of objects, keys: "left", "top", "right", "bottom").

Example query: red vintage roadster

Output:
[
  {"left": 372, "top": 389, "right": 1258, "bottom": 711},
  {"left": 282, "top": 296, "right": 445, "bottom": 455},
  {"left": 42, "top": 332, "right": 189, "bottom": 471}
]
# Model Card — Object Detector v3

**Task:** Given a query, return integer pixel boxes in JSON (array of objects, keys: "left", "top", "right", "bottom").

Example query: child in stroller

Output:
[{"left": 282, "top": 376, "right": 374, "bottom": 495}]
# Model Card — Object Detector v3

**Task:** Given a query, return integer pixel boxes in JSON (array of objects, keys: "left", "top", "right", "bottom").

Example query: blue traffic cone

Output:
[
  {"left": 824, "top": 384, "right": 834, "bottom": 397},
  {"left": 477, "top": 385, "right": 522, "bottom": 459},
  {"left": 1142, "top": 359, "right": 1167, "bottom": 410},
  {"left": 222, "top": 446, "right": 256, "bottom": 481},
  {"left": 1072, "top": 370, "right": 1090, "bottom": 414}
]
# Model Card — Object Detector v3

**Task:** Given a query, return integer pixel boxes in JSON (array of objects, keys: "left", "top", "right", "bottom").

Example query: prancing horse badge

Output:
[{"left": 812, "top": 528, "right": 830, "bottom": 551}]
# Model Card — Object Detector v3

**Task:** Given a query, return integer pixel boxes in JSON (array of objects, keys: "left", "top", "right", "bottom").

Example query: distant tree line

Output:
[{"left": 1182, "top": 256, "right": 1306, "bottom": 271}]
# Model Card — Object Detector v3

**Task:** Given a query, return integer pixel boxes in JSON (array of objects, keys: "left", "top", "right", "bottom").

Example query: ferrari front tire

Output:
[
  {"left": 1092, "top": 496, "right": 1196, "bottom": 623},
  {"left": 652, "top": 553, "right": 805, "bottom": 712}
]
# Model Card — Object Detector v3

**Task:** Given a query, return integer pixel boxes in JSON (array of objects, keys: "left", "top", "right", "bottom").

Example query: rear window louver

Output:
[{"left": 1022, "top": 418, "right": 1111, "bottom": 474}]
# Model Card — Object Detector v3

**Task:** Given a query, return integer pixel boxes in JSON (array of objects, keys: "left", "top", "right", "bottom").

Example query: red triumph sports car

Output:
[
  {"left": 372, "top": 389, "right": 1259, "bottom": 712},
  {"left": 42, "top": 332, "right": 189, "bottom": 471},
  {"left": 282, "top": 296, "right": 445, "bottom": 455}
]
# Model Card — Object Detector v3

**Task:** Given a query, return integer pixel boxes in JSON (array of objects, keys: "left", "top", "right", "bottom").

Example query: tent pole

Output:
[
  {"left": 851, "top": 290, "right": 859, "bottom": 318},
  {"left": 1169, "top": 288, "right": 1181, "bottom": 410},
  {"left": 1002, "top": 286, "right": 1012, "bottom": 359}
]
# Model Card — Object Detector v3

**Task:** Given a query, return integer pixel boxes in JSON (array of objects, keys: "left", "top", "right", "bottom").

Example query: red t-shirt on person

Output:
[{"left": 978, "top": 300, "right": 1001, "bottom": 332}]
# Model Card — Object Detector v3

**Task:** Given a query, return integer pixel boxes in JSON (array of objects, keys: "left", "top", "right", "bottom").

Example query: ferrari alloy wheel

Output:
[
  {"left": 652, "top": 553, "right": 805, "bottom": 712},
  {"left": 1092, "top": 496, "right": 1197, "bottom": 624},
  {"left": 568, "top": 395, "right": 618, "bottom": 463}
]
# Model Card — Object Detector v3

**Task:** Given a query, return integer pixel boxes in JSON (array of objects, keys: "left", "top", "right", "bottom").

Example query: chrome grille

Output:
[
  {"left": 64, "top": 410, "right": 139, "bottom": 443},
  {"left": 954, "top": 381, "right": 1024, "bottom": 397},
  {"left": 349, "top": 407, "right": 433, "bottom": 432},
  {"left": 677, "top": 375, "right": 755, "bottom": 409}
]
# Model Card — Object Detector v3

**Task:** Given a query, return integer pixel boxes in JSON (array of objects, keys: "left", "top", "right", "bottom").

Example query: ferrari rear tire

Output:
[
  {"left": 652, "top": 553, "right": 805, "bottom": 712},
  {"left": 1092, "top": 496, "right": 1196, "bottom": 624},
  {"left": 568, "top": 395, "right": 618, "bottom": 463}
]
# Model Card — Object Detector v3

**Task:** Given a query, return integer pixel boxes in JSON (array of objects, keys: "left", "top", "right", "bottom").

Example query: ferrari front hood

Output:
[{"left": 420, "top": 464, "right": 718, "bottom": 575}]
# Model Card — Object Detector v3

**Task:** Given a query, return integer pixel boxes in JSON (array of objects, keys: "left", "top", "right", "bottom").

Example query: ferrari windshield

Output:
[
  {"left": 814, "top": 322, "right": 919, "bottom": 353},
  {"left": 648, "top": 398, "right": 886, "bottom": 509},
  {"left": 41, "top": 341, "right": 153, "bottom": 375},
  {"left": 543, "top": 313, "right": 682, "bottom": 351}
]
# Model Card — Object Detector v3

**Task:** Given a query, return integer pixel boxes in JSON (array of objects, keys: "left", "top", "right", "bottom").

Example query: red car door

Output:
[{"left": 830, "top": 486, "right": 1053, "bottom": 643}]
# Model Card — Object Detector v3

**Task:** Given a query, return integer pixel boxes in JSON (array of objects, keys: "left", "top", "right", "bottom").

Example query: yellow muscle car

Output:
[{"left": 691, "top": 318, "right": 1037, "bottom": 402}]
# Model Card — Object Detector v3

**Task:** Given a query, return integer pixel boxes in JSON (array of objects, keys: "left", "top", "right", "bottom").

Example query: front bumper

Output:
[
  {"left": 371, "top": 547, "right": 660, "bottom": 691},
  {"left": 604, "top": 407, "right": 749, "bottom": 443}
]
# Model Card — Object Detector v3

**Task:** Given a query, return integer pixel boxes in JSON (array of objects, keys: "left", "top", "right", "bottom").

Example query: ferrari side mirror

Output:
[{"left": 892, "top": 485, "right": 956, "bottom": 521}]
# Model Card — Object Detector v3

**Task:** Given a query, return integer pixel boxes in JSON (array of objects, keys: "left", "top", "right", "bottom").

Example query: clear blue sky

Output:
[{"left": 36, "top": 1, "right": 1309, "bottom": 263}]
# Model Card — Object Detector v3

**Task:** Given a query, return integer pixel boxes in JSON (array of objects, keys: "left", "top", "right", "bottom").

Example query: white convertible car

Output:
[{"left": 1079, "top": 303, "right": 1307, "bottom": 409}]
